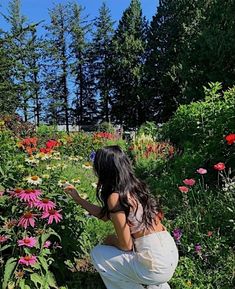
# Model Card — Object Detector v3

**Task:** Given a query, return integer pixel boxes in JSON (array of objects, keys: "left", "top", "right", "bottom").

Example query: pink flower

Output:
[
  {"left": 43, "top": 240, "right": 51, "bottom": 248},
  {"left": 18, "top": 237, "right": 37, "bottom": 248},
  {"left": 0, "top": 235, "right": 8, "bottom": 243},
  {"left": 18, "top": 255, "right": 37, "bottom": 266},
  {"left": 0, "top": 191, "right": 4, "bottom": 196},
  {"left": 9, "top": 188, "right": 24, "bottom": 198},
  {"left": 195, "top": 243, "right": 202, "bottom": 254},
  {"left": 183, "top": 178, "right": 196, "bottom": 186},
  {"left": 36, "top": 198, "right": 56, "bottom": 211},
  {"left": 178, "top": 186, "right": 189, "bottom": 193},
  {"left": 196, "top": 168, "right": 207, "bottom": 175},
  {"left": 41, "top": 209, "right": 62, "bottom": 224},
  {"left": 18, "top": 212, "right": 37, "bottom": 229},
  {"left": 19, "top": 189, "right": 41, "bottom": 202},
  {"left": 213, "top": 162, "right": 225, "bottom": 171}
]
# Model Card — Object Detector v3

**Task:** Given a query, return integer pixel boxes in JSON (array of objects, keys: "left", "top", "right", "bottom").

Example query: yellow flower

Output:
[
  {"left": 42, "top": 174, "right": 50, "bottom": 179},
  {"left": 186, "top": 280, "right": 192, "bottom": 287}
]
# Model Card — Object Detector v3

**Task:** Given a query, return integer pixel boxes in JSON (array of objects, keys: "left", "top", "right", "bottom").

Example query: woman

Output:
[{"left": 64, "top": 145, "right": 179, "bottom": 289}]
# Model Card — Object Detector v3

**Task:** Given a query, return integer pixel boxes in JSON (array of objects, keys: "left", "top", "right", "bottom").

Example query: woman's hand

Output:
[{"left": 63, "top": 183, "right": 80, "bottom": 201}]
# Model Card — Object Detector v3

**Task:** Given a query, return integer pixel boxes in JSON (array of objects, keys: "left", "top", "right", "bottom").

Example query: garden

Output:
[{"left": 0, "top": 83, "right": 234, "bottom": 289}]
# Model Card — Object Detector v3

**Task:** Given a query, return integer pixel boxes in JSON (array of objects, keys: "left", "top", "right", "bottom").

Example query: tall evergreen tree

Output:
[
  {"left": 111, "top": 0, "right": 147, "bottom": 128},
  {"left": 69, "top": 3, "right": 97, "bottom": 126},
  {"left": 0, "top": 32, "right": 18, "bottom": 114},
  {"left": 45, "top": 3, "right": 71, "bottom": 131},
  {"left": 92, "top": 2, "right": 115, "bottom": 122},
  {"left": 4, "top": 0, "right": 34, "bottom": 121},
  {"left": 145, "top": 0, "right": 185, "bottom": 122}
]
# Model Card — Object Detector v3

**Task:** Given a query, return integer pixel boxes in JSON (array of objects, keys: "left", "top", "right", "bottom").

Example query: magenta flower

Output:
[
  {"left": 196, "top": 168, "right": 207, "bottom": 175},
  {"left": 178, "top": 186, "right": 189, "bottom": 193},
  {"left": 183, "top": 178, "right": 196, "bottom": 186},
  {"left": 36, "top": 198, "right": 56, "bottom": 211},
  {"left": 195, "top": 243, "right": 202, "bottom": 254},
  {"left": 172, "top": 228, "right": 182, "bottom": 241},
  {"left": 18, "top": 237, "right": 37, "bottom": 248},
  {"left": 43, "top": 240, "right": 51, "bottom": 248},
  {"left": 18, "top": 212, "right": 37, "bottom": 229},
  {"left": 18, "top": 255, "right": 37, "bottom": 266},
  {"left": 0, "top": 235, "right": 8, "bottom": 243},
  {"left": 0, "top": 191, "right": 4, "bottom": 196},
  {"left": 41, "top": 209, "right": 62, "bottom": 224},
  {"left": 19, "top": 189, "right": 41, "bottom": 202},
  {"left": 9, "top": 188, "right": 24, "bottom": 198}
]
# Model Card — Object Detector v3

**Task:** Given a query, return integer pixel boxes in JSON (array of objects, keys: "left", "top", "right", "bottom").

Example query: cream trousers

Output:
[{"left": 90, "top": 231, "right": 179, "bottom": 289}]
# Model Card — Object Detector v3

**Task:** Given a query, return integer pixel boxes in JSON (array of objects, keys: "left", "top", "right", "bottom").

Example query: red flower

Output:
[
  {"left": 213, "top": 162, "right": 225, "bottom": 171},
  {"left": 225, "top": 133, "right": 235, "bottom": 145},
  {"left": 178, "top": 186, "right": 189, "bottom": 193},
  {"left": 46, "top": 140, "right": 59, "bottom": 149}
]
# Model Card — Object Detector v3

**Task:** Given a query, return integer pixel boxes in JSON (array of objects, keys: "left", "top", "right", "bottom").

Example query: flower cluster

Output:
[
  {"left": 93, "top": 132, "right": 115, "bottom": 140},
  {"left": 9, "top": 188, "right": 63, "bottom": 229}
]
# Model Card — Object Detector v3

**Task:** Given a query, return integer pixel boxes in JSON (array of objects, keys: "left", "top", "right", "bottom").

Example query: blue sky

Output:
[{"left": 1, "top": 0, "right": 159, "bottom": 32}]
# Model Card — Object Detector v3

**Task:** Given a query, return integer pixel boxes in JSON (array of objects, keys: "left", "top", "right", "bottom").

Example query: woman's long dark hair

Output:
[{"left": 93, "top": 145, "right": 163, "bottom": 230}]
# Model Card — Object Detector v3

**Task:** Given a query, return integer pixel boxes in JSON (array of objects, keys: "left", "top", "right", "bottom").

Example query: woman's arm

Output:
[
  {"left": 64, "top": 186, "right": 109, "bottom": 221},
  {"left": 105, "top": 192, "right": 133, "bottom": 251}
]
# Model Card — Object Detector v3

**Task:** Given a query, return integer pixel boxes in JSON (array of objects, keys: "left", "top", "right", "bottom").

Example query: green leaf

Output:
[
  {"left": 46, "top": 271, "right": 58, "bottom": 288},
  {"left": 2, "top": 257, "right": 17, "bottom": 289},
  {"left": 0, "top": 244, "right": 12, "bottom": 252},
  {"left": 30, "top": 273, "right": 45, "bottom": 288},
  {"left": 38, "top": 255, "right": 49, "bottom": 272}
]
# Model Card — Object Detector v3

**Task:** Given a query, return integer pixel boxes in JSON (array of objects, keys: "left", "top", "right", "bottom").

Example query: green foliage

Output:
[{"left": 162, "top": 83, "right": 235, "bottom": 169}]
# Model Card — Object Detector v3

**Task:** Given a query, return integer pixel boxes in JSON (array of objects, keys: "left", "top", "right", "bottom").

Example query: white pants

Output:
[{"left": 90, "top": 231, "right": 179, "bottom": 289}]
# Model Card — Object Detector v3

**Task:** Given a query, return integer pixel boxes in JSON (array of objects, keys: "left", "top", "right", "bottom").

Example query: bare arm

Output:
[
  {"left": 64, "top": 186, "right": 108, "bottom": 221},
  {"left": 105, "top": 192, "right": 133, "bottom": 251}
]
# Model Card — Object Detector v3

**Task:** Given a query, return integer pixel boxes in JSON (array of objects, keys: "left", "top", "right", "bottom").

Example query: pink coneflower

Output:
[
  {"left": 10, "top": 188, "right": 24, "bottom": 198},
  {"left": 0, "top": 235, "right": 8, "bottom": 243},
  {"left": 19, "top": 189, "right": 41, "bottom": 202},
  {"left": 41, "top": 209, "right": 62, "bottom": 224},
  {"left": 183, "top": 178, "right": 196, "bottom": 186},
  {"left": 18, "top": 212, "right": 37, "bottom": 229},
  {"left": 36, "top": 198, "right": 56, "bottom": 211},
  {"left": 43, "top": 240, "right": 51, "bottom": 248},
  {"left": 178, "top": 186, "right": 189, "bottom": 193},
  {"left": 18, "top": 237, "right": 37, "bottom": 248},
  {"left": 196, "top": 168, "right": 207, "bottom": 175},
  {"left": 18, "top": 255, "right": 37, "bottom": 266},
  {"left": 0, "top": 191, "right": 4, "bottom": 196}
]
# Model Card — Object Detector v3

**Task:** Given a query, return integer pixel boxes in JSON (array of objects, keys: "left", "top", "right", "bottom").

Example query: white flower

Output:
[
  {"left": 25, "top": 156, "right": 39, "bottom": 165},
  {"left": 91, "top": 182, "right": 97, "bottom": 188},
  {"left": 42, "top": 174, "right": 50, "bottom": 179},
  {"left": 80, "top": 193, "right": 88, "bottom": 199},
  {"left": 25, "top": 175, "right": 42, "bottom": 185},
  {"left": 82, "top": 162, "right": 93, "bottom": 169},
  {"left": 71, "top": 178, "right": 81, "bottom": 184},
  {"left": 58, "top": 180, "right": 69, "bottom": 187}
]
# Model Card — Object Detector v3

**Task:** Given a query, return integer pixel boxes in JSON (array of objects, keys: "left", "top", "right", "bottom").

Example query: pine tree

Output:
[
  {"left": 92, "top": 2, "right": 115, "bottom": 122},
  {"left": 69, "top": 3, "right": 97, "bottom": 126},
  {"left": 111, "top": 0, "right": 147, "bottom": 128},
  {"left": 45, "top": 3, "right": 71, "bottom": 131},
  {"left": 4, "top": 0, "right": 34, "bottom": 121},
  {"left": 0, "top": 32, "right": 18, "bottom": 114}
]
